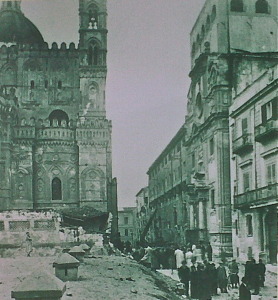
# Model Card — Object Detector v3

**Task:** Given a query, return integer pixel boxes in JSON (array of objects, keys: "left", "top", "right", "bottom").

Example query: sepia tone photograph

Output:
[{"left": 0, "top": 0, "right": 277, "bottom": 299}]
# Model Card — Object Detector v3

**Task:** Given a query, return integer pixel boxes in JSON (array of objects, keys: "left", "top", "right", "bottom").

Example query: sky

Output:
[{"left": 21, "top": 0, "right": 206, "bottom": 207}]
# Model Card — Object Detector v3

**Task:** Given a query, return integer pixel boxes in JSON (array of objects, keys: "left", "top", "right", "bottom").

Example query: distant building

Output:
[
  {"left": 145, "top": 0, "right": 277, "bottom": 256},
  {"left": 118, "top": 207, "right": 136, "bottom": 245},
  {"left": 0, "top": 0, "right": 117, "bottom": 223},
  {"left": 230, "top": 63, "right": 277, "bottom": 264},
  {"left": 134, "top": 187, "right": 150, "bottom": 243}
]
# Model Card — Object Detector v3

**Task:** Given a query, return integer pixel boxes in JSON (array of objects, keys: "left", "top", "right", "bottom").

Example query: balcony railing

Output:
[
  {"left": 232, "top": 134, "right": 253, "bottom": 155},
  {"left": 13, "top": 126, "right": 35, "bottom": 139},
  {"left": 255, "top": 119, "right": 278, "bottom": 143},
  {"left": 234, "top": 183, "right": 278, "bottom": 208},
  {"left": 37, "top": 127, "right": 76, "bottom": 141}
]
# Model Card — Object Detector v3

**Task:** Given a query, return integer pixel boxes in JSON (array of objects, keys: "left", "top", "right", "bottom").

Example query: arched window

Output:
[
  {"left": 88, "top": 3, "right": 99, "bottom": 24},
  {"left": 49, "top": 110, "right": 69, "bottom": 127},
  {"left": 211, "top": 5, "right": 216, "bottom": 21},
  {"left": 88, "top": 42, "right": 100, "bottom": 65},
  {"left": 192, "top": 42, "right": 196, "bottom": 56},
  {"left": 52, "top": 177, "right": 62, "bottom": 200},
  {"left": 256, "top": 0, "right": 269, "bottom": 13},
  {"left": 201, "top": 25, "right": 205, "bottom": 38},
  {"left": 58, "top": 80, "right": 62, "bottom": 89},
  {"left": 231, "top": 0, "right": 244, "bottom": 12},
  {"left": 206, "top": 15, "right": 211, "bottom": 30}
]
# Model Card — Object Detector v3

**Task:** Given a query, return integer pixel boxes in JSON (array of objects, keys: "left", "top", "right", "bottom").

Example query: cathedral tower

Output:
[{"left": 78, "top": 0, "right": 107, "bottom": 118}]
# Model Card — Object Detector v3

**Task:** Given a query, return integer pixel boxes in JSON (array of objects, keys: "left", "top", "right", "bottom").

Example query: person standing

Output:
[
  {"left": 257, "top": 259, "right": 266, "bottom": 287},
  {"left": 178, "top": 260, "right": 190, "bottom": 297},
  {"left": 174, "top": 246, "right": 185, "bottom": 269},
  {"left": 251, "top": 259, "right": 260, "bottom": 295},
  {"left": 239, "top": 277, "right": 251, "bottom": 300},
  {"left": 190, "top": 264, "right": 199, "bottom": 300},
  {"left": 25, "top": 232, "right": 33, "bottom": 257},
  {"left": 229, "top": 259, "right": 239, "bottom": 288},
  {"left": 217, "top": 262, "right": 228, "bottom": 293},
  {"left": 206, "top": 242, "right": 213, "bottom": 261},
  {"left": 185, "top": 248, "right": 193, "bottom": 267}
]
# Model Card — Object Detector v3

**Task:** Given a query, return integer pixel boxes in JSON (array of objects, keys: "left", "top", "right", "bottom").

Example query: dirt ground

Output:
[
  {"left": 0, "top": 254, "right": 180, "bottom": 300},
  {"left": 0, "top": 252, "right": 277, "bottom": 300}
]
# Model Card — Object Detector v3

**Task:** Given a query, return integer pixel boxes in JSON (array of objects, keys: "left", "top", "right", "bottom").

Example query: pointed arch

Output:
[
  {"left": 52, "top": 177, "right": 62, "bottom": 200},
  {"left": 87, "top": 40, "right": 101, "bottom": 65}
]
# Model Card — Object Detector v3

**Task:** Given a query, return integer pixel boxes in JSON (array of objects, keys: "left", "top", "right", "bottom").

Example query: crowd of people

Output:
[{"left": 118, "top": 241, "right": 267, "bottom": 300}]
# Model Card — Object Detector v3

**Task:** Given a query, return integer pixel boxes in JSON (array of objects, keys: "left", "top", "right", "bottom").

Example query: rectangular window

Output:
[
  {"left": 30, "top": 80, "right": 35, "bottom": 89},
  {"left": 0, "top": 221, "right": 4, "bottom": 231},
  {"left": 124, "top": 217, "right": 128, "bottom": 225},
  {"left": 211, "top": 189, "right": 215, "bottom": 209},
  {"left": 235, "top": 220, "right": 238, "bottom": 235},
  {"left": 209, "top": 138, "right": 214, "bottom": 155},
  {"left": 262, "top": 98, "right": 278, "bottom": 123},
  {"left": 192, "top": 153, "right": 195, "bottom": 169},
  {"left": 243, "top": 172, "right": 250, "bottom": 192},
  {"left": 241, "top": 118, "right": 248, "bottom": 135},
  {"left": 44, "top": 80, "right": 48, "bottom": 88},
  {"left": 266, "top": 163, "right": 276, "bottom": 184},
  {"left": 246, "top": 215, "right": 253, "bottom": 236},
  {"left": 125, "top": 229, "right": 128, "bottom": 236}
]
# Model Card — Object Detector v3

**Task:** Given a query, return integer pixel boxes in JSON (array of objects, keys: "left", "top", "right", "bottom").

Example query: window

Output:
[
  {"left": 124, "top": 229, "right": 129, "bottom": 236},
  {"left": 58, "top": 80, "right": 62, "bottom": 89},
  {"left": 261, "top": 98, "right": 277, "bottom": 123},
  {"left": 209, "top": 138, "right": 214, "bottom": 155},
  {"left": 266, "top": 163, "right": 276, "bottom": 184},
  {"left": 206, "top": 15, "right": 211, "bottom": 30},
  {"left": 211, "top": 5, "right": 216, "bottom": 21},
  {"left": 235, "top": 220, "right": 238, "bottom": 235},
  {"left": 124, "top": 216, "right": 129, "bottom": 225},
  {"left": 256, "top": 0, "right": 269, "bottom": 13},
  {"left": 30, "top": 80, "right": 35, "bottom": 89},
  {"left": 231, "top": 0, "right": 244, "bottom": 12},
  {"left": 241, "top": 118, "right": 248, "bottom": 135},
  {"left": 44, "top": 80, "right": 48, "bottom": 88},
  {"left": 243, "top": 172, "right": 250, "bottom": 192},
  {"left": 88, "top": 42, "right": 99, "bottom": 65},
  {"left": 192, "top": 152, "right": 195, "bottom": 169},
  {"left": 211, "top": 189, "right": 215, "bottom": 209},
  {"left": 246, "top": 215, "right": 253, "bottom": 236},
  {"left": 174, "top": 210, "right": 178, "bottom": 226},
  {"left": 52, "top": 177, "right": 62, "bottom": 200}
]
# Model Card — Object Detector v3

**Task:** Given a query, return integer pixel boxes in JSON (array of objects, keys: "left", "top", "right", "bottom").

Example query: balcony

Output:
[
  {"left": 255, "top": 119, "right": 278, "bottom": 143},
  {"left": 234, "top": 183, "right": 278, "bottom": 208},
  {"left": 232, "top": 134, "right": 253, "bottom": 155},
  {"left": 13, "top": 126, "right": 35, "bottom": 139}
]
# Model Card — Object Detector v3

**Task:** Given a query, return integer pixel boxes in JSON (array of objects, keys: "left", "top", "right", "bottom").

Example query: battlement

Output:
[{"left": 0, "top": 42, "right": 80, "bottom": 57}]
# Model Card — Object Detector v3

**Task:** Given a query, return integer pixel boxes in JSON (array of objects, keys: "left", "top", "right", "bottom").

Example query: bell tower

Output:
[{"left": 78, "top": 0, "right": 107, "bottom": 117}]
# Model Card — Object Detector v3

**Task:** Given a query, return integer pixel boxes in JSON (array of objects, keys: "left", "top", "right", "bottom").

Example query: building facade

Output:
[
  {"left": 146, "top": 0, "right": 277, "bottom": 256},
  {"left": 118, "top": 207, "right": 136, "bottom": 245},
  {"left": 134, "top": 187, "right": 151, "bottom": 243},
  {"left": 230, "top": 63, "right": 277, "bottom": 264},
  {"left": 0, "top": 1, "right": 115, "bottom": 217}
]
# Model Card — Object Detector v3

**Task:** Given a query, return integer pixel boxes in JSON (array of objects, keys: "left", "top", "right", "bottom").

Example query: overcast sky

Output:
[{"left": 21, "top": 0, "right": 206, "bottom": 207}]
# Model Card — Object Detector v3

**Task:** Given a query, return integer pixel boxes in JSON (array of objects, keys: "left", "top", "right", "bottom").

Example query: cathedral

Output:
[{"left": 0, "top": 0, "right": 115, "bottom": 216}]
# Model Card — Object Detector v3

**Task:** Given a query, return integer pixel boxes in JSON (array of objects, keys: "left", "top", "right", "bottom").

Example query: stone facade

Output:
[
  {"left": 145, "top": 0, "right": 277, "bottom": 256},
  {"left": 0, "top": 1, "right": 115, "bottom": 216},
  {"left": 230, "top": 62, "right": 278, "bottom": 264},
  {"left": 134, "top": 187, "right": 150, "bottom": 243},
  {"left": 118, "top": 207, "right": 136, "bottom": 245}
]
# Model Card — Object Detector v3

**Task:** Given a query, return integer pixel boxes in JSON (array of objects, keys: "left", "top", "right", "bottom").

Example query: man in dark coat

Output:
[
  {"left": 178, "top": 260, "right": 190, "bottom": 297},
  {"left": 206, "top": 242, "right": 213, "bottom": 261},
  {"left": 239, "top": 277, "right": 251, "bottom": 300},
  {"left": 257, "top": 259, "right": 266, "bottom": 287},
  {"left": 217, "top": 262, "right": 228, "bottom": 293}
]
